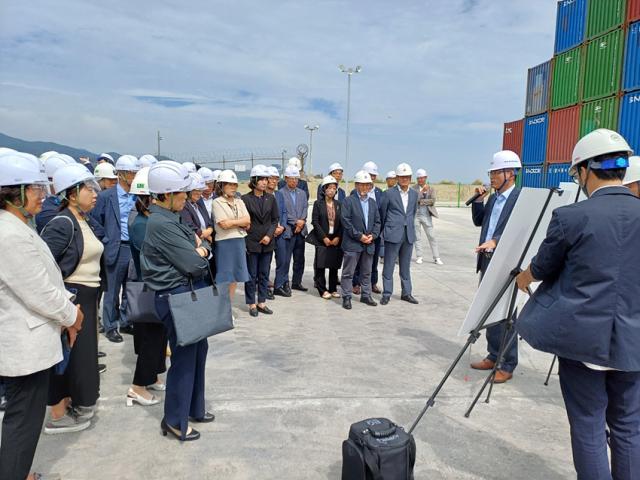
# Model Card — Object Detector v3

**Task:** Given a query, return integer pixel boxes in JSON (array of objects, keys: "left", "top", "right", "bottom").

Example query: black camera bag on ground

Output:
[{"left": 341, "top": 417, "right": 416, "bottom": 480}]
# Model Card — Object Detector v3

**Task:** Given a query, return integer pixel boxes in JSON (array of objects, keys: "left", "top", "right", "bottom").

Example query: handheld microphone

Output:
[{"left": 465, "top": 185, "right": 490, "bottom": 206}]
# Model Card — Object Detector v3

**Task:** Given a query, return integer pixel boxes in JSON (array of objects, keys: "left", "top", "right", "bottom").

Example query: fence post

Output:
[
  {"left": 223, "top": 155, "right": 226, "bottom": 170},
  {"left": 251, "top": 153, "right": 254, "bottom": 169},
  {"left": 457, "top": 183, "right": 461, "bottom": 208}
]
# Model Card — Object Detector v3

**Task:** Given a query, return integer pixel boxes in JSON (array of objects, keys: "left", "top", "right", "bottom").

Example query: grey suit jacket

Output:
[
  {"left": 279, "top": 187, "right": 308, "bottom": 237},
  {"left": 379, "top": 186, "right": 418, "bottom": 244}
]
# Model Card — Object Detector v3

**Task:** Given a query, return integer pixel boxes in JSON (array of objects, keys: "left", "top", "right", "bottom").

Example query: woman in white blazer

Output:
[{"left": 0, "top": 153, "right": 84, "bottom": 480}]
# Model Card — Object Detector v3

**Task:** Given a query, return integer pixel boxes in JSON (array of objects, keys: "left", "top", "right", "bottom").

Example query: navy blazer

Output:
[
  {"left": 90, "top": 186, "right": 126, "bottom": 266},
  {"left": 349, "top": 186, "right": 383, "bottom": 206},
  {"left": 40, "top": 208, "right": 108, "bottom": 290},
  {"left": 379, "top": 187, "right": 417, "bottom": 244},
  {"left": 340, "top": 194, "right": 381, "bottom": 254},
  {"left": 471, "top": 187, "right": 521, "bottom": 273},
  {"left": 180, "top": 200, "right": 212, "bottom": 237},
  {"left": 517, "top": 186, "right": 640, "bottom": 371}
]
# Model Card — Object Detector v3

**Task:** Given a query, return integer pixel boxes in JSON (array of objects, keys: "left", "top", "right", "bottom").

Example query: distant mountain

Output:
[{"left": 0, "top": 132, "right": 113, "bottom": 163}]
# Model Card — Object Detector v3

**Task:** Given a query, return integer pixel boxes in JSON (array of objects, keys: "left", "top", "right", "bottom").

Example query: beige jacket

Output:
[
  {"left": 412, "top": 184, "right": 439, "bottom": 218},
  {"left": 0, "top": 210, "right": 77, "bottom": 377},
  {"left": 212, "top": 196, "right": 249, "bottom": 241}
]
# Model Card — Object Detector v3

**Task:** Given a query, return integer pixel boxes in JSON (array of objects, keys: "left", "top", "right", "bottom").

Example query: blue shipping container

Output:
[
  {"left": 623, "top": 21, "right": 640, "bottom": 92},
  {"left": 620, "top": 90, "right": 640, "bottom": 156},
  {"left": 522, "top": 113, "right": 549, "bottom": 165},
  {"left": 525, "top": 60, "right": 552, "bottom": 117},
  {"left": 546, "top": 163, "right": 572, "bottom": 188},
  {"left": 555, "top": 0, "right": 587, "bottom": 54},
  {"left": 522, "top": 165, "right": 545, "bottom": 188}
]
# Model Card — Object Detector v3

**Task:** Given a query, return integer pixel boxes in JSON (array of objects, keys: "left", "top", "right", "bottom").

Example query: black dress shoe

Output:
[
  {"left": 291, "top": 284, "right": 308, "bottom": 292},
  {"left": 161, "top": 418, "right": 200, "bottom": 441},
  {"left": 257, "top": 305, "right": 273, "bottom": 315},
  {"left": 284, "top": 282, "right": 292, "bottom": 295},
  {"left": 190, "top": 412, "right": 215, "bottom": 423},
  {"left": 266, "top": 289, "right": 275, "bottom": 300},
  {"left": 0, "top": 396, "right": 7, "bottom": 411},
  {"left": 249, "top": 307, "right": 259, "bottom": 317},
  {"left": 119, "top": 325, "right": 135, "bottom": 335},
  {"left": 360, "top": 296, "right": 377, "bottom": 307},
  {"left": 98, "top": 325, "right": 105, "bottom": 334},
  {"left": 401, "top": 294, "right": 419, "bottom": 304},
  {"left": 97, "top": 351, "right": 106, "bottom": 358},
  {"left": 380, "top": 296, "right": 390, "bottom": 305},
  {"left": 105, "top": 330, "right": 123, "bottom": 343},
  {"left": 342, "top": 297, "right": 352, "bottom": 310},
  {"left": 273, "top": 287, "right": 292, "bottom": 297}
]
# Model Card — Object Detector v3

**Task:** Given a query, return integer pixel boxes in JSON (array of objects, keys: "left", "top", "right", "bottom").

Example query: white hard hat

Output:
[
  {"left": 328, "top": 162, "right": 343, "bottom": 173},
  {"left": 362, "top": 161, "right": 379, "bottom": 176},
  {"left": 354, "top": 170, "right": 373, "bottom": 184},
  {"left": 267, "top": 166, "right": 280, "bottom": 177},
  {"left": 0, "top": 147, "right": 17, "bottom": 156},
  {"left": 396, "top": 163, "right": 413, "bottom": 176},
  {"left": 39, "top": 151, "right": 59, "bottom": 162},
  {"left": 182, "top": 161, "right": 197, "bottom": 174},
  {"left": 187, "top": 172, "right": 206, "bottom": 191},
  {"left": 386, "top": 170, "right": 396, "bottom": 179},
  {"left": 284, "top": 165, "right": 300, "bottom": 178},
  {"left": 488, "top": 150, "right": 522, "bottom": 173},
  {"left": 250, "top": 164, "right": 269, "bottom": 177},
  {"left": 288, "top": 157, "right": 302, "bottom": 170},
  {"left": 0, "top": 153, "right": 49, "bottom": 187},
  {"left": 44, "top": 154, "right": 76, "bottom": 179},
  {"left": 138, "top": 154, "right": 158, "bottom": 168},
  {"left": 97, "top": 153, "right": 115, "bottom": 164},
  {"left": 570, "top": 129, "right": 633, "bottom": 176},
  {"left": 148, "top": 161, "right": 191, "bottom": 194},
  {"left": 116, "top": 155, "right": 140, "bottom": 172},
  {"left": 415, "top": 168, "right": 427, "bottom": 178},
  {"left": 197, "top": 167, "right": 215, "bottom": 183},
  {"left": 130, "top": 167, "right": 151, "bottom": 195},
  {"left": 217, "top": 169, "right": 238, "bottom": 184},
  {"left": 623, "top": 156, "right": 640, "bottom": 186},
  {"left": 212, "top": 169, "right": 222, "bottom": 181},
  {"left": 53, "top": 164, "right": 98, "bottom": 195},
  {"left": 321, "top": 175, "right": 338, "bottom": 187},
  {"left": 94, "top": 162, "right": 117, "bottom": 180}
]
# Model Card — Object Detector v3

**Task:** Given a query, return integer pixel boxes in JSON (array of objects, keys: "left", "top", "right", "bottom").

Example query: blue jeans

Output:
[
  {"left": 155, "top": 282, "right": 208, "bottom": 436},
  {"left": 245, "top": 251, "right": 273, "bottom": 304},
  {"left": 102, "top": 244, "right": 131, "bottom": 332},
  {"left": 559, "top": 358, "right": 640, "bottom": 480},
  {"left": 486, "top": 321, "right": 518, "bottom": 373}
]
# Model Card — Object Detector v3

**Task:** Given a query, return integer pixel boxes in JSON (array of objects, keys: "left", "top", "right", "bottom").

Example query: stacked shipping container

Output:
[{"left": 505, "top": 0, "right": 640, "bottom": 189}]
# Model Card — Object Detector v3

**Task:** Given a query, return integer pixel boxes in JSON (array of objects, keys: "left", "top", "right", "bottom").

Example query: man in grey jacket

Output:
[{"left": 412, "top": 168, "right": 443, "bottom": 265}]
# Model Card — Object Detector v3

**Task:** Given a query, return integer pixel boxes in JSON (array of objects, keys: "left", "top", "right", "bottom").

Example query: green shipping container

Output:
[
  {"left": 582, "top": 29, "right": 624, "bottom": 101},
  {"left": 551, "top": 46, "right": 583, "bottom": 109},
  {"left": 579, "top": 96, "right": 620, "bottom": 137},
  {"left": 587, "top": 0, "right": 626, "bottom": 39}
]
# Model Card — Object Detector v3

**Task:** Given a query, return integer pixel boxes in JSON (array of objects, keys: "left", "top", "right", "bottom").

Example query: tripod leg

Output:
[
  {"left": 544, "top": 355, "right": 557, "bottom": 386},
  {"left": 485, "top": 316, "right": 517, "bottom": 405}
]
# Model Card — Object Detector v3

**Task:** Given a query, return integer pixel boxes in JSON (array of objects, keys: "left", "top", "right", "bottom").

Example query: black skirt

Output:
[{"left": 48, "top": 284, "right": 100, "bottom": 407}]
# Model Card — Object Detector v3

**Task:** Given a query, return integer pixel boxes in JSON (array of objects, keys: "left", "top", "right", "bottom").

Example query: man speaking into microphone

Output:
[{"left": 469, "top": 150, "right": 522, "bottom": 383}]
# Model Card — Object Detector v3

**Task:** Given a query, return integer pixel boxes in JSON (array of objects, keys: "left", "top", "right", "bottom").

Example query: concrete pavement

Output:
[{"left": 5, "top": 207, "right": 574, "bottom": 479}]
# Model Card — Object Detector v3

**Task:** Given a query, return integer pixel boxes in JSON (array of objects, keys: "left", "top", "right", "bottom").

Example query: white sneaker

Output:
[
  {"left": 434, "top": 258, "right": 444, "bottom": 265},
  {"left": 416, "top": 257, "right": 423, "bottom": 264}
]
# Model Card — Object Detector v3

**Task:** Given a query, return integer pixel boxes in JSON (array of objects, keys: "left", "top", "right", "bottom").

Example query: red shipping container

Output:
[
  {"left": 546, "top": 105, "right": 581, "bottom": 164},
  {"left": 502, "top": 119, "right": 524, "bottom": 158},
  {"left": 629, "top": 0, "right": 640, "bottom": 22}
]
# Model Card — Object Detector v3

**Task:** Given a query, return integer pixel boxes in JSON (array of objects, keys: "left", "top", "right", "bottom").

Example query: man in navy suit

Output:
[
  {"left": 340, "top": 170, "right": 381, "bottom": 310},
  {"left": 273, "top": 165, "right": 308, "bottom": 295},
  {"left": 470, "top": 150, "right": 522, "bottom": 383},
  {"left": 379, "top": 163, "right": 419, "bottom": 305},
  {"left": 517, "top": 129, "right": 640, "bottom": 479},
  {"left": 90, "top": 155, "right": 140, "bottom": 343}
]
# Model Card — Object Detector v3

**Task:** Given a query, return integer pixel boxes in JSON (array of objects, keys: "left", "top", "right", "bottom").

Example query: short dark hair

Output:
[
  {"left": 0, "top": 186, "right": 21, "bottom": 209},
  {"left": 582, "top": 165, "right": 626, "bottom": 181}
]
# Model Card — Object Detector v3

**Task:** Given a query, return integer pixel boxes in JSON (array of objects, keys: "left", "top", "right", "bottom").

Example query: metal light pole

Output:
[
  {"left": 339, "top": 65, "right": 361, "bottom": 188},
  {"left": 157, "top": 130, "right": 163, "bottom": 158},
  {"left": 304, "top": 124, "right": 319, "bottom": 176}
]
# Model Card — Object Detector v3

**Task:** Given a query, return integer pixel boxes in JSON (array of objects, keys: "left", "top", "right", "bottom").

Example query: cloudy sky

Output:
[{"left": 0, "top": 1, "right": 556, "bottom": 182}]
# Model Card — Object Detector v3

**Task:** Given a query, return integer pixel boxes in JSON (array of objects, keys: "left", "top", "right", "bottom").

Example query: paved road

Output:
[{"left": 5, "top": 207, "right": 574, "bottom": 479}]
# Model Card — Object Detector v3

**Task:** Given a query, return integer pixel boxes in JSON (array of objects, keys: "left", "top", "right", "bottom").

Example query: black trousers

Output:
[
  {"left": 245, "top": 251, "right": 273, "bottom": 304},
  {"left": 0, "top": 369, "right": 50, "bottom": 480},
  {"left": 133, "top": 322, "right": 168, "bottom": 387},
  {"left": 314, "top": 266, "right": 338, "bottom": 295}
]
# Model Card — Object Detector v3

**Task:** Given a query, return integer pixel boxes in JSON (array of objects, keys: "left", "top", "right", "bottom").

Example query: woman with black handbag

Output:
[
  {"left": 40, "top": 163, "right": 105, "bottom": 434},
  {"left": 309, "top": 175, "right": 343, "bottom": 299},
  {"left": 242, "top": 165, "right": 279, "bottom": 317},
  {"left": 126, "top": 167, "right": 166, "bottom": 407},
  {"left": 141, "top": 161, "right": 215, "bottom": 442}
]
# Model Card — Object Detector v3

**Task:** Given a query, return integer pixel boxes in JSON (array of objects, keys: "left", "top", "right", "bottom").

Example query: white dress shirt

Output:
[{"left": 398, "top": 185, "right": 410, "bottom": 213}]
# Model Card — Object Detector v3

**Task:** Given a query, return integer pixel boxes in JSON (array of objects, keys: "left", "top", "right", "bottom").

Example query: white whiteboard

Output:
[{"left": 458, "top": 184, "right": 580, "bottom": 336}]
